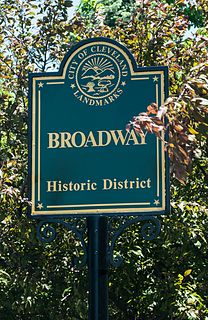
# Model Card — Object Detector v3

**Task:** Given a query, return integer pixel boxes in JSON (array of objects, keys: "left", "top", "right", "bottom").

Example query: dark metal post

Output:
[{"left": 87, "top": 217, "right": 109, "bottom": 320}]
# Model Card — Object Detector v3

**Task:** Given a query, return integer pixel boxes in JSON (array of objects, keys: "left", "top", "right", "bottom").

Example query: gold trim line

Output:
[
  {"left": 46, "top": 82, "right": 65, "bottom": 85},
  {"left": 131, "top": 77, "right": 149, "bottom": 80},
  {"left": 47, "top": 202, "right": 151, "bottom": 208},
  {"left": 38, "top": 90, "right": 41, "bottom": 201},
  {"left": 32, "top": 206, "right": 165, "bottom": 215}
]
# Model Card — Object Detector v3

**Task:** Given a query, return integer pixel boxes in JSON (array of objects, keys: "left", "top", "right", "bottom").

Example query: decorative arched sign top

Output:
[
  {"left": 60, "top": 37, "right": 135, "bottom": 77},
  {"left": 28, "top": 37, "right": 169, "bottom": 218},
  {"left": 65, "top": 39, "right": 131, "bottom": 106}
]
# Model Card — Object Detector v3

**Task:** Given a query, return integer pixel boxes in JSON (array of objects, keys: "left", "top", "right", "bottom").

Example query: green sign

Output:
[{"left": 29, "top": 37, "right": 169, "bottom": 217}]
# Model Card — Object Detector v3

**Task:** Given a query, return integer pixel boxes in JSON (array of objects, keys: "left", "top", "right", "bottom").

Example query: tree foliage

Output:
[
  {"left": 78, "top": 0, "right": 208, "bottom": 28},
  {"left": 0, "top": 0, "right": 208, "bottom": 319}
]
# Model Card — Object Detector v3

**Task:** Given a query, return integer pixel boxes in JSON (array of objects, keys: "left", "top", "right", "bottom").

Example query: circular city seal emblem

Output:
[{"left": 67, "top": 42, "right": 130, "bottom": 106}]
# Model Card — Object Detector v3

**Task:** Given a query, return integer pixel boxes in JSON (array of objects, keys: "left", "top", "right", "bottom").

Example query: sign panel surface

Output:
[{"left": 29, "top": 37, "right": 169, "bottom": 217}]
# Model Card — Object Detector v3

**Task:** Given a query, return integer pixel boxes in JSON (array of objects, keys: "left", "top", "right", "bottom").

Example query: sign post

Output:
[
  {"left": 88, "top": 217, "right": 108, "bottom": 319},
  {"left": 29, "top": 37, "right": 169, "bottom": 319}
]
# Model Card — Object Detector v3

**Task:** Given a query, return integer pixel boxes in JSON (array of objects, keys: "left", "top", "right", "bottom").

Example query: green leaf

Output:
[{"left": 184, "top": 269, "right": 192, "bottom": 277}]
